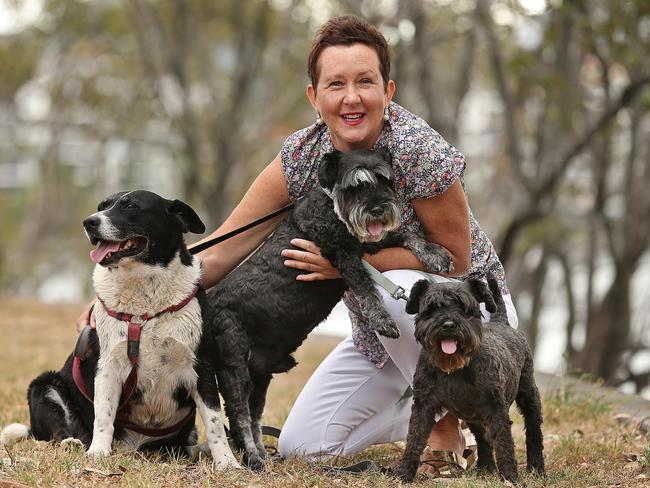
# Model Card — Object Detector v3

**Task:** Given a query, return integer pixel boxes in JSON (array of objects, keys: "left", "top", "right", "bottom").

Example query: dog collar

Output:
[{"left": 95, "top": 285, "right": 199, "bottom": 366}]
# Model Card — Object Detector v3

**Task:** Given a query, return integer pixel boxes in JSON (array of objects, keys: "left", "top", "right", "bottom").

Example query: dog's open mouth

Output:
[
  {"left": 89, "top": 237, "right": 147, "bottom": 265},
  {"left": 367, "top": 220, "right": 385, "bottom": 238},
  {"left": 440, "top": 338, "right": 458, "bottom": 355}
]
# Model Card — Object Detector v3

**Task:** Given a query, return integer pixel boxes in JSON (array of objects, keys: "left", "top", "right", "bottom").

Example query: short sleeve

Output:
[
  {"left": 390, "top": 113, "right": 466, "bottom": 199},
  {"left": 280, "top": 125, "right": 327, "bottom": 202}
]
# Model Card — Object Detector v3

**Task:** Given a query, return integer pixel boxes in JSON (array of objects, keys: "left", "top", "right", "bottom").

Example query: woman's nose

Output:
[{"left": 343, "top": 85, "right": 361, "bottom": 104}]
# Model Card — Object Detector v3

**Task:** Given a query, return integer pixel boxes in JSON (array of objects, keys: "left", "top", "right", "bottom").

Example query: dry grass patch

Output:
[{"left": 1, "top": 299, "right": 649, "bottom": 487}]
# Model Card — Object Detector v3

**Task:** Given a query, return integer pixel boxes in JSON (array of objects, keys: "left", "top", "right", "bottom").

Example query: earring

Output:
[
  {"left": 383, "top": 108, "right": 390, "bottom": 121},
  {"left": 315, "top": 113, "right": 323, "bottom": 125}
]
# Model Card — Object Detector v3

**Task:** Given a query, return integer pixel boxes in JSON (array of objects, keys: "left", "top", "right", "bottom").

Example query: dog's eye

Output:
[{"left": 122, "top": 201, "right": 137, "bottom": 209}]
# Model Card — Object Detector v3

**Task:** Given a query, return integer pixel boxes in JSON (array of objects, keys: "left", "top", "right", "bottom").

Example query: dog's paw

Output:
[
  {"left": 392, "top": 465, "right": 416, "bottom": 483},
  {"left": 502, "top": 476, "right": 518, "bottom": 486},
  {"left": 243, "top": 452, "right": 265, "bottom": 471},
  {"left": 419, "top": 244, "right": 454, "bottom": 274},
  {"left": 375, "top": 320, "right": 400, "bottom": 339},
  {"left": 255, "top": 443, "right": 268, "bottom": 460},
  {"left": 86, "top": 443, "right": 111, "bottom": 458},
  {"left": 61, "top": 437, "right": 84, "bottom": 448},
  {"left": 476, "top": 459, "right": 497, "bottom": 473},
  {"left": 187, "top": 442, "right": 210, "bottom": 461},
  {"left": 212, "top": 455, "right": 242, "bottom": 470}
]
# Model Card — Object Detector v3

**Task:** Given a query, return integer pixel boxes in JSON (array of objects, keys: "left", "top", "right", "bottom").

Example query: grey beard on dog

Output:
[
  {"left": 205, "top": 148, "right": 454, "bottom": 470},
  {"left": 393, "top": 276, "right": 545, "bottom": 484}
]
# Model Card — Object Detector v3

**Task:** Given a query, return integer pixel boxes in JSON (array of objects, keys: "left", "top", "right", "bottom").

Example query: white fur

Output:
[
  {"left": 84, "top": 212, "right": 123, "bottom": 243},
  {"left": 46, "top": 388, "right": 72, "bottom": 426},
  {"left": 194, "top": 395, "right": 240, "bottom": 469},
  {"left": 87, "top": 252, "right": 239, "bottom": 467},
  {"left": 0, "top": 423, "right": 29, "bottom": 446},
  {"left": 346, "top": 168, "right": 376, "bottom": 187}
]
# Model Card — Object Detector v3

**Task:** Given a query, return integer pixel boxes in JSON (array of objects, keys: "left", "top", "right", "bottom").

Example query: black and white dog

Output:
[
  {"left": 0, "top": 191, "right": 240, "bottom": 469},
  {"left": 207, "top": 149, "right": 454, "bottom": 470}
]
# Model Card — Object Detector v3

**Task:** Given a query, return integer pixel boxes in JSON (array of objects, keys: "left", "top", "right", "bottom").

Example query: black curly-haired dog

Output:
[
  {"left": 393, "top": 276, "right": 544, "bottom": 484},
  {"left": 206, "top": 149, "right": 453, "bottom": 470}
]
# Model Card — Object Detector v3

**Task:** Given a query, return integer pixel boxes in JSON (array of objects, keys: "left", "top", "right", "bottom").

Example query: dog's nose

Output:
[
  {"left": 442, "top": 320, "right": 454, "bottom": 329},
  {"left": 370, "top": 206, "right": 384, "bottom": 217},
  {"left": 83, "top": 216, "right": 100, "bottom": 229}
]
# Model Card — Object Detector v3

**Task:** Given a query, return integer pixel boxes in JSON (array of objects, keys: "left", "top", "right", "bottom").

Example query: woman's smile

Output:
[{"left": 341, "top": 112, "right": 366, "bottom": 125}]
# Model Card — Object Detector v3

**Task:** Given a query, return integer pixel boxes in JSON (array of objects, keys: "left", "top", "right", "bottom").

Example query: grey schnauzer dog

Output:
[
  {"left": 206, "top": 148, "right": 453, "bottom": 470},
  {"left": 393, "top": 276, "right": 544, "bottom": 484}
]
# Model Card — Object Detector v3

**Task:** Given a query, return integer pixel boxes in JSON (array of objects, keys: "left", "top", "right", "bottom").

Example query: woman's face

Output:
[{"left": 307, "top": 43, "right": 395, "bottom": 152}]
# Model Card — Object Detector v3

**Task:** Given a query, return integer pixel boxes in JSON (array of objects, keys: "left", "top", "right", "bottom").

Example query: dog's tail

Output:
[
  {"left": 0, "top": 423, "right": 30, "bottom": 447},
  {"left": 487, "top": 276, "right": 509, "bottom": 326}
]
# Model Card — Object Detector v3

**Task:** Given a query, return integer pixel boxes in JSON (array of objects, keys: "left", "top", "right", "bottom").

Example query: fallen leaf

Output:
[{"left": 0, "top": 479, "right": 32, "bottom": 488}]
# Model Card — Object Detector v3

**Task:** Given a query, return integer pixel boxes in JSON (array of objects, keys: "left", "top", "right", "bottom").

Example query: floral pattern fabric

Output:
[{"left": 280, "top": 101, "right": 509, "bottom": 368}]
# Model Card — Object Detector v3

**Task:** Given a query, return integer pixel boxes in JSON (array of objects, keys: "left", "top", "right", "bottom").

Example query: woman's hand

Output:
[
  {"left": 75, "top": 299, "right": 97, "bottom": 332},
  {"left": 282, "top": 239, "right": 341, "bottom": 281}
]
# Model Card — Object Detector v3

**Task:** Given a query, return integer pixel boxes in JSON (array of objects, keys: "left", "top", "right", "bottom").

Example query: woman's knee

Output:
[{"left": 278, "top": 423, "right": 346, "bottom": 459}]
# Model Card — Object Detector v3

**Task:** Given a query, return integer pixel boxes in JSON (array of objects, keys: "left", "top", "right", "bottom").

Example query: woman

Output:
[{"left": 77, "top": 15, "right": 518, "bottom": 463}]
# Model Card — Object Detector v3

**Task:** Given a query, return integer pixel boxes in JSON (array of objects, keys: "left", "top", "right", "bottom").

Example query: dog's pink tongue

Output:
[
  {"left": 368, "top": 221, "right": 383, "bottom": 236},
  {"left": 441, "top": 339, "right": 458, "bottom": 355},
  {"left": 90, "top": 241, "right": 120, "bottom": 263}
]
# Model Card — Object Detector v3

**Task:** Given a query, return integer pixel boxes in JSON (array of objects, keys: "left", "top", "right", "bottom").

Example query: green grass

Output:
[{"left": 1, "top": 299, "right": 649, "bottom": 487}]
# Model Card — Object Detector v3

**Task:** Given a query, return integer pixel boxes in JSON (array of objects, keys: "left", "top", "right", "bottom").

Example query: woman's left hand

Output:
[{"left": 282, "top": 239, "right": 341, "bottom": 281}]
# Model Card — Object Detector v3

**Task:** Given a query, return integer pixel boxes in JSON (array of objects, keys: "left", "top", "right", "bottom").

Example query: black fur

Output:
[
  {"left": 206, "top": 149, "right": 454, "bottom": 470},
  {"left": 393, "top": 276, "right": 545, "bottom": 484}
]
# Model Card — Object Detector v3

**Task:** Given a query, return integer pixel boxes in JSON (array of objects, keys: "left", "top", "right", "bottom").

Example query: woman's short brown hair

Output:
[{"left": 307, "top": 16, "right": 391, "bottom": 92}]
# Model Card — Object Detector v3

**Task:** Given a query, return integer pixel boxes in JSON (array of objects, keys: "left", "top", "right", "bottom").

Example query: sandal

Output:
[
  {"left": 418, "top": 427, "right": 478, "bottom": 477},
  {"left": 419, "top": 447, "right": 467, "bottom": 476}
]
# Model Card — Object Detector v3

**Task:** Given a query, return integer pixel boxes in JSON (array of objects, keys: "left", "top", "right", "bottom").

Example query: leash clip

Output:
[{"left": 391, "top": 286, "right": 407, "bottom": 301}]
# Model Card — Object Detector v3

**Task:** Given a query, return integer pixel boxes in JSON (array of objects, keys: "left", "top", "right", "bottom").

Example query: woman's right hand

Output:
[{"left": 76, "top": 299, "right": 96, "bottom": 332}]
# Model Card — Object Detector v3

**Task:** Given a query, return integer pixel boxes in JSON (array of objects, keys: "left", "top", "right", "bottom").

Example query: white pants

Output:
[{"left": 277, "top": 270, "right": 519, "bottom": 458}]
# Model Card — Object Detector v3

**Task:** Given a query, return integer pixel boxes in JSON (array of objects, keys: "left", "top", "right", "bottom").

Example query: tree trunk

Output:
[{"left": 579, "top": 267, "right": 632, "bottom": 382}]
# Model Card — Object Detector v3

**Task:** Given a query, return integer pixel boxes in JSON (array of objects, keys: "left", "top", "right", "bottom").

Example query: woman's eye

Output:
[
  {"left": 329, "top": 80, "right": 343, "bottom": 87},
  {"left": 360, "top": 78, "right": 372, "bottom": 84}
]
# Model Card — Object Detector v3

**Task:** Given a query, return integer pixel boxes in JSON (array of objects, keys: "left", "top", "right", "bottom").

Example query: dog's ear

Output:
[
  {"left": 318, "top": 150, "right": 341, "bottom": 190},
  {"left": 466, "top": 278, "right": 497, "bottom": 314},
  {"left": 406, "top": 279, "right": 431, "bottom": 314},
  {"left": 167, "top": 199, "right": 206, "bottom": 234},
  {"left": 375, "top": 147, "right": 392, "bottom": 165}
]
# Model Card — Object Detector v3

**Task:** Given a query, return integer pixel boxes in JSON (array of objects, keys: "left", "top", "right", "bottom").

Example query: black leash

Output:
[
  {"left": 188, "top": 201, "right": 297, "bottom": 255},
  {"left": 260, "top": 425, "right": 390, "bottom": 475}
]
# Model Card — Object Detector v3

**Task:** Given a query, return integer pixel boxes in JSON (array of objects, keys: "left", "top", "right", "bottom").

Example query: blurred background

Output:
[{"left": 0, "top": 0, "right": 649, "bottom": 397}]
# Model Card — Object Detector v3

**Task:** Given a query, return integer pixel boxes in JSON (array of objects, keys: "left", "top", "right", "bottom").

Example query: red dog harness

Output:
[{"left": 72, "top": 286, "right": 199, "bottom": 437}]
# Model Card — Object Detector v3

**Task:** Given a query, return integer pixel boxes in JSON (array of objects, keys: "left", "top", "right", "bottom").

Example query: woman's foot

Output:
[
  {"left": 419, "top": 413, "right": 472, "bottom": 475},
  {"left": 426, "top": 413, "right": 465, "bottom": 453}
]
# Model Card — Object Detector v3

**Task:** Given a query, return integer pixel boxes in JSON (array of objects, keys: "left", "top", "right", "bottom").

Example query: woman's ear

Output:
[
  {"left": 306, "top": 84, "right": 317, "bottom": 111},
  {"left": 385, "top": 79, "right": 396, "bottom": 104}
]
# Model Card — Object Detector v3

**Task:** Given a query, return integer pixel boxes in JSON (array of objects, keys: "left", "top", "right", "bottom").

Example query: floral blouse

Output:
[{"left": 280, "top": 101, "right": 508, "bottom": 368}]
